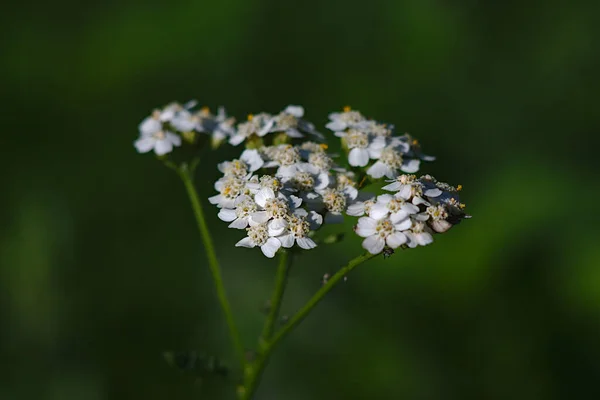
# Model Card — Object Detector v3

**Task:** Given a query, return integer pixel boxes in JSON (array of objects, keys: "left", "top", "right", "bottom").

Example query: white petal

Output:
[
  {"left": 376, "top": 194, "right": 393, "bottom": 204},
  {"left": 424, "top": 188, "right": 443, "bottom": 198},
  {"left": 431, "top": 219, "right": 452, "bottom": 233},
  {"left": 268, "top": 218, "right": 288, "bottom": 236},
  {"left": 279, "top": 234, "right": 295, "bottom": 248},
  {"left": 228, "top": 218, "right": 249, "bottom": 229},
  {"left": 221, "top": 198, "right": 236, "bottom": 209},
  {"left": 412, "top": 213, "right": 430, "bottom": 221},
  {"left": 261, "top": 237, "right": 281, "bottom": 258},
  {"left": 390, "top": 210, "right": 409, "bottom": 223},
  {"left": 257, "top": 119, "right": 275, "bottom": 136},
  {"left": 415, "top": 232, "right": 434, "bottom": 246},
  {"left": 346, "top": 202, "right": 365, "bottom": 216},
  {"left": 208, "top": 194, "right": 222, "bottom": 205},
  {"left": 154, "top": 139, "right": 173, "bottom": 155},
  {"left": 166, "top": 131, "right": 182, "bottom": 146},
  {"left": 401, "top": 203, "right": 420, "bottom": 214},
  {"left": 386, "top": 232, "right": 407, "bottom": 249},
  {"left": 402, "top": 232, "right": 417, "bottom": 248},
  {"left": 171, "top": 116, "right": 196, "bottom": 132},
  {"left": 250, "top": 211, "right": 269, "bottom": 224},
  {"left": 294, "top": 208, "right": 308, "bottom": 217},
  {"left": 397, "top": 185, "right": 413, "bottom": 200},
  {"left": 139, "top": 117, "right": 161, "bottom": 135},
  {"left": 366, "top": 161, "right": 388, "bottom": 179},
  {"left": 255, "top": 188, "right": 274, "bottom": 207},
  {"left": 384, "top": 167, "right": 398, "bottom": 179},
  {"left": 297, "top": 237, "right": 317, "bottom": 250},
  {"left": 229, "top": 134, "right": 246, "bottom": 146},
  {"left": 218, "top": 208, "right": 237, "bottom": 222},
  {"left": 277, "top": 165, "right": 297, "bottom": 178},
  {"left": 370, "top": 136, "right": 387, "bottom": 150},
  {"left": 362, "top": 235, "right": 385, "bottom": 254},
  {"left": 401, "top": 159, "right": 420, "bottom": 173},
  {"left": 381, "top": 181, "right": 401, "bottom": 192},
  {"left": 355, "top": 217, "right": 377, "bottom": 237},
  {"left": 308, "top": 211, "right": 323, "bottom": 229},
  {"left": 285, "top": 105, "right": 304, "bottom": 118},
  {"left": 134, "top": 137, "right": 155, "bottom": 153},
  {"left": 344, "top": 186, "right": 358, "bottom": 200},
  {"left": 348, "top": 148, "right": 370, "bottom": 167},
  {"left": 314, "top": 173, "right": 330, "bottom": 190},
  {"left": 412, "top": 196, "right": 429, "bottom": 206},
  {"left": 241, "top": 149, "right": 264, "bottom": 172},
  {"left": 325, "top": 120, "right": 347, "bottom": 132},
  {"left": 394, "top": 218, "right": 413, "bottom": 231},
  {"left": 289, "top": 195, "right": 303, "bottom": 209},
  {"left": 235, "top": 237, "right": 255, "bottom": 248},
  {"left": 369, "top": 203, "right": 389, "bottom": 220}
]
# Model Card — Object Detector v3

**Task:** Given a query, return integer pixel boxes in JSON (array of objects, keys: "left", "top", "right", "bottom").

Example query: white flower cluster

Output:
[
  {"left": 327, "top": 106, "right": 435, "bottom": 179},
  {"left": 229, "top": 105, "right": 324, "bottom": 146},
  {"left": 135, "top": 101, "right": 470, "bottom": 259},
  {"left": 134, "top": 100, "right": 236, "bottom": 155},
  {"left": 210, "top": 141, "right": 361, "bottom": 257},
  {"left": 349, "top": 174, "right": 470, "bottom": 254}
]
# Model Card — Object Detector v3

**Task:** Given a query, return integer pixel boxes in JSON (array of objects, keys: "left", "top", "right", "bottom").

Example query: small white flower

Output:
[
  {"left": 355, "top": 216, "right": 408, "bottom": 254},
  {"left": 251, "top": 188, "right": 298, "bottom": 236},
  {"left": 335, "top": 172, "right": 358, "bottom": 199},
  {"left": 229, "top": 113, "right": 274, "bottom": 146},
  {"left": 218, "top": 195, "right": 258, "bottom": 229},
  {"left": 278, "top": 215, "right": 318, "bottom": 250},
  {"left": 209, "top": 176, "right": 248, "bottom": 208},
  {"left": 346, "top": 197, "right": 376, "bottom": 217},
  {"left": 134, "top": 130, "right": 182, "bottom": 156},
  {"left": 240, "top": 149, "right": 264, "bottom": 172},
  {"left": 338, "top": 129, "right": 386, "bottom": 167},
  {"left": 235, "top": 224, "right": 282, "bottom": 258},
  {"left": 368, "top": 194, "right": 420, "bottom": 223},
  {"left": 138, "top": 102, "right": 188, "bottom": 135},
  {"left": 326, "top": 107, "right": 369, "bottom": 132},
  {"left": 170, "top": 109, "right": 200, "bottom": 132},
  {"left": 366, "top": 147, "right": 404, "bottom": 179},
  {"left": 218, "top": 159, "right": 250, "bottom": 178},
  {"left": 318, "top": 187, "right": 350, "bottom": 224},
  {"left": 404, "top": 221, "right": 434, "bottom": 248},
  {"left": 209, "top": 107, "right": 237, "bottom": 145},
  {"left": 270, "top": 105, "right": 325, "bottom": 141}
]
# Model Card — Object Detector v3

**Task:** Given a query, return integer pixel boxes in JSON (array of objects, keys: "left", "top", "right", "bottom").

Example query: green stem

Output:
[
  {"left": 269, "top": 252, "right": 376, "bottom": 350},
  {"left": 239, "top": 252, "right": 377, "bottom": 399},
  {"left": 261, "top": 250, "right": 290, "bottom": 345},
  {"left": 178, "top": 164, "right": 246, "bottom": 369}
]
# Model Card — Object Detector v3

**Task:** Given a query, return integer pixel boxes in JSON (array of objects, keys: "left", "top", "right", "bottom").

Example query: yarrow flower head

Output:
[
  {"left": 135, "top": 102, "right": 470, "bottom": 259},
  {"left": 134, "top": 100, "right": 236, "bottom": 155}
]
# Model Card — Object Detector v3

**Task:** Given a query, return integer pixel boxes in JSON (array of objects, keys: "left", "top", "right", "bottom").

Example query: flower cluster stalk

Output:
[{"left": 178, "top": 164, "right": 246, "bottom": 369}]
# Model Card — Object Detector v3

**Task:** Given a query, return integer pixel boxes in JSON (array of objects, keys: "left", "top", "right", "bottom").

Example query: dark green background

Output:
[{"left": 2, "top": 0, "right": 600, "bottom": 399}]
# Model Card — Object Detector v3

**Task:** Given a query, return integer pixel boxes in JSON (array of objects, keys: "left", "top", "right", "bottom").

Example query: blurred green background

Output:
[{"left": 2, "top": 0, "right": 600, "bottom": 399}]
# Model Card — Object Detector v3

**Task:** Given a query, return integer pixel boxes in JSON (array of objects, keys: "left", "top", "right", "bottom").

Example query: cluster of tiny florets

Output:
[
  {"left": 327, "top": 106, "right": 435, "bottom": 178},
  {"left": 134, "top": 101, "right": 236, "bottom": 154},
  {"left": 349, "top": 174, "right": 470, "bottom": 254},
  {"left": 135, "top": 102, "right": 470, "bottom": 258},
  {"left": 208, "top": 121, "right": 358, "bottom": 256}
]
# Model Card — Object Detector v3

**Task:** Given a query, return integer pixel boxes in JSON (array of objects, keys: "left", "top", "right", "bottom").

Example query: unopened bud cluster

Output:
[{"left": 134, "top": 102, "right": 470, "bottom": 257}]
